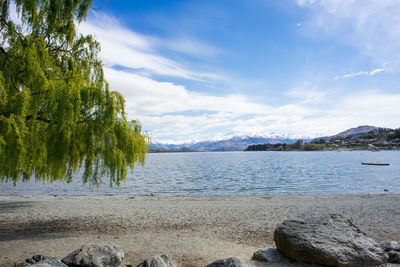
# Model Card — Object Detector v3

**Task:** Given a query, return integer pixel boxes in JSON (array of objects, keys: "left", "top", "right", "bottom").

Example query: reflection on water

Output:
[{"left": 1, "top": 151, "right": 399, "bottom": 196}]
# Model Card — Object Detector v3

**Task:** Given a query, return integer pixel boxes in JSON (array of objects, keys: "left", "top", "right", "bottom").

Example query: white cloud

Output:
[
  {"left": 104, "top": 67, "right": 273, "bottom": 117},
  {"left": 228, "top": 90, "right": 400, "bottom": 139},
  {"left": 162, "top": 36, "right": 219, "bottom": 58},
  {"left": 286, "top": 85, "right": 326, "bottom": 104},
  {"left": 369, "top": 68, "right": 385, "bottom": 76},
  {"left": 79, "top": 14, "right": 223, "bottom": 81},
  {"left": 335, "top": 91, "right": 400, "bottom": 119},
  {"left": 296, "top": 0, "right": 400, "bottom": 69},
  {"left": 342, "top": 68, "right": 385, "bottom": 78}
]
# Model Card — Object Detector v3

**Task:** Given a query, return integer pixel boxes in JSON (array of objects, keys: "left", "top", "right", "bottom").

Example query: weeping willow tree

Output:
[{"left": 0, "top": 0, "right": 148, "bottom": 186}]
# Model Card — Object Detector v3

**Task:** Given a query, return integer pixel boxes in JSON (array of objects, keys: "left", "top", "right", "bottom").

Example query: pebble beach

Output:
[{"left": 1, "top": 194, "right": 400, "bottom": 266}]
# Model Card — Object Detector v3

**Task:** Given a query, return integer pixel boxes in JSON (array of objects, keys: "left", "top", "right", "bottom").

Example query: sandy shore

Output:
[{"left": 0, "top": 194, "right": 400, "bottom": 266}]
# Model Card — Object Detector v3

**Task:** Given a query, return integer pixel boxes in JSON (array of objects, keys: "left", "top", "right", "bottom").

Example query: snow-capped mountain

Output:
[{"left": 151, "top": 133, "right": 309, "bottom": 151}]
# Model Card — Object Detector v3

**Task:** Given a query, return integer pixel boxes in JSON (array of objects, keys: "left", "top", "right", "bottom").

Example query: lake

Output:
[{"left": 1, "top": 151, "right": 399, "bottom": 196}]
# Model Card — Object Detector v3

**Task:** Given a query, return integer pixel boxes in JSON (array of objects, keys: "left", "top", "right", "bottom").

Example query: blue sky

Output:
[{"left": 80, "top": 0, "right": 400, "bottom": 143}]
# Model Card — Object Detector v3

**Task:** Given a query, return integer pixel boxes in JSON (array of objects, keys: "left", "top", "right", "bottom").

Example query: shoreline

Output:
[
  {"left": 1, "top": 194, "right": 400, "bottom": 266},
  {"left": 1, "top": 191, "right": 399, "bottom": 197}
]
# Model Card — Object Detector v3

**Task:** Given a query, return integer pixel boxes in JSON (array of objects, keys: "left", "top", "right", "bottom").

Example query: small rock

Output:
[
  {"left": 205, "top": 257, "right": 247, "bottom": 267},
  {"left": 388, "top": 251, "right": 400, "bottom": 263},
  {"left": 380, "top": 241, "right": 400, "bottom": 252},
  {"left": 136, "top": 255, "right": 175, "bottom": 267},
  {"left": 252, "top": 248, "right": 282, "bottom": 262},
  {"left": 62, "top": 244, "right": 124, "bottom": 267},
  {"left": 274, "top": 213, "right": 388, "bottom": 266},
  {"left": 31, "top": 255, "right": 46, "bottom": 263},
  {"left": 15, "top": 256, "right": 67, "bottom": 267},
  {"left": 33, "top": 258, "right": 67, "bottom": 267},
  {"left": 30, "top": 260, "right": 67, "bottom": 267},
  {"left": 26, "top": 259, "right": 37, "bottom": 264}
]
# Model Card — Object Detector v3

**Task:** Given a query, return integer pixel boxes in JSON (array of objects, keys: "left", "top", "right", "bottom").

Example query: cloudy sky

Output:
[{"left": 82, "top": 0, "right": 400, "bottom": 143}]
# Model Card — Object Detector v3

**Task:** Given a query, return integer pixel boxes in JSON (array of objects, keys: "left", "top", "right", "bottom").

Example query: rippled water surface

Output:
[{"left": 1, "top": 151, "right": 400, "bottom": 196}]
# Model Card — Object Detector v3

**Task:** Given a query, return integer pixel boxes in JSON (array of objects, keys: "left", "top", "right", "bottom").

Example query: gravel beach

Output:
[{"left": 1, "top": 194, "right": 400, "bottom": 266}]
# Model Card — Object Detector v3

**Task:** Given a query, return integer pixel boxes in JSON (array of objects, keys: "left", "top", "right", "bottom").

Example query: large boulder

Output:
[
  {"left": 274, "top": 213, "right": 388, "bottom": 266},
  {"left": 136, "top": 255, "right": 176, "bottom": 267},
  {"left": 62, "top": 244, "right": 124, "bottom": 267},
  {"left": 205, "top": 257, "right": 247, "bottom": 267}
]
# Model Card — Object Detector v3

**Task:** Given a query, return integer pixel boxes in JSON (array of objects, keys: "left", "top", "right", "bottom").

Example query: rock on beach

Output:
[
  {"left": 136, "top": 254, "right": 176, "bottom": 267},
  {"left": 380, "top": 241, "right": 400, "bottom": 263},
  {"left": 205, "top": 257, "right": 247, "bottom": 267},
  {"left": 62, "top": 244, "right": 124, "bottom": 267},
  {"left": 274, "top": 213, "right": 388, "bottom": 266},
  {"left": 252, "top": 248, "right": 283, "bottom": 262},
  {"left": 15, "top": 255, "right": 68, "bottom": 267}
]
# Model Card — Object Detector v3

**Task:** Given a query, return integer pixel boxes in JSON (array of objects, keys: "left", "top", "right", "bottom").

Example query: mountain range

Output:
[
  {"left": 151, "top": 133, "right": 309, "bottom": 152},
  {"left": 151, "top": 125, "right": 384, "bottom": 152}
]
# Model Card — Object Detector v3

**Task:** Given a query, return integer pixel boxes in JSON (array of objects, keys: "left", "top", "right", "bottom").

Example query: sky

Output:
[{"left": 79, "top": 0, "right": 400, "bottom": 143}]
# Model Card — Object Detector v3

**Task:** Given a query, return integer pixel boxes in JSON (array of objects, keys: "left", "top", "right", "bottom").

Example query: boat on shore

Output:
[{"left": 361, "top": 162, "right": 390, "bottom": 166}]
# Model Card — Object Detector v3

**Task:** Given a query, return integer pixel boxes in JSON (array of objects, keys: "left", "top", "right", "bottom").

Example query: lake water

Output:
[{"left": 1, "top": 151, "right": 399, "bottom": 196}]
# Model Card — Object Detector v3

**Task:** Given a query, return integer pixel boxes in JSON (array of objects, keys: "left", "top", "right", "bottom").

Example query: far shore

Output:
[
  {"left": 1, "top": 194, "right": 400, "bottom": 266},
  {"left": 149, "top": 148, "right": 400, "bottom": 153}
]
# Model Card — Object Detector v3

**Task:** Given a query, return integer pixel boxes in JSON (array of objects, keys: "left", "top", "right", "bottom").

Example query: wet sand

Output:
[{"left": 1, "top": 194, "right": 400, "bottom": 266}]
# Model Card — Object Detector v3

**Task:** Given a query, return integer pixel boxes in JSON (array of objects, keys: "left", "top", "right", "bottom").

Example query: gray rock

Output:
[
  {"left": 30, "top": 260, "right": 67, "bottom": 267},
  {"left": 136, "top": 255, "right": 175, "bottom": 267},
  {"left": 15, "top": 255, "right": 67, "bottom": 267},
  {"left": 205, "top": 257, "right": 247, "bottom": 267},
  {"left": 31, "top": 255, "right": 47, "bottom": 263},
  {"left": 274, "top": 213, "right": 388, "bottom": 266},
  {"left": 62, "top": 244, "right": 124, "bottom": 267},
  {"left": 33, "top": 258, "right": 68, "bottom": 267},
  {"left": 388, "top": 251, "right": 400, "bottom": 263},
  {"left": 252, "top": 248, "right": 283, "bottom": 262},
  {"left": 380, "top": 241, "right": 400, "bottom": 252}
]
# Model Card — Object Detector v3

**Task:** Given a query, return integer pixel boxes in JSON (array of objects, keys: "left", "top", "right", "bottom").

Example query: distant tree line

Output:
[
  {"left": 150, "top": 147, "right": 196, "bottom": 153},
  {"left": 244, "top": 140, "right": 324, "bottom": 151}
]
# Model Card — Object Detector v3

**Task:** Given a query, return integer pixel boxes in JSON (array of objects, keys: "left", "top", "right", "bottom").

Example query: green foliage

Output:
[
  {"left": 244, "top": 143, "right": 287, "bottom": 151},
  {"left": 286, "top": 139, "right": 302, "bottom": 150},
  {"left": 0, "top": 0, "right": 148, "bottom": 186},
  {"left": 302, "top": 143, "right": 324, "bottom": 151},
  {"left": 245, "top": 140, "right": 326, "bottom": 151},
  {"left": 388, "top": 128, "right": 400, "bottom": 141}
]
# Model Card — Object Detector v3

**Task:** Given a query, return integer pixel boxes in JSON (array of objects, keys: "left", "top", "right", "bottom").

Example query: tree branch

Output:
[
  {"left": 0, "top": 15, "right": 23, "bottom": 42},
  {"left": 36, "top": 116, "right": 51, "bottom": 123},
  {"left": 26, "top": 114, "right": 51, "bottom": 123},
  {"left": 11, "top": 76, "right": 20, "bottom": 92}
]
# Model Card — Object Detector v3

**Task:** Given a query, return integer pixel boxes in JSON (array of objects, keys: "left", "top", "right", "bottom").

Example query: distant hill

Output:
[
  {"left": 330, "top": 125, "right": 379, "bottom": 139},
  {"left": 315, "top": 125, "right": 380, "bottom": 141},
  {"left": 152, "top": 134, "right": 304, "bottom": 152}
]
